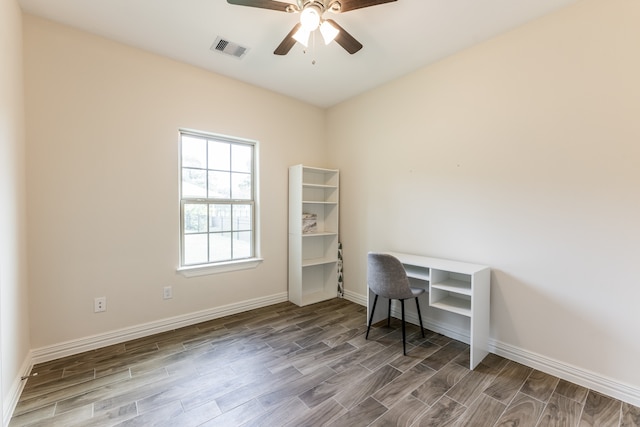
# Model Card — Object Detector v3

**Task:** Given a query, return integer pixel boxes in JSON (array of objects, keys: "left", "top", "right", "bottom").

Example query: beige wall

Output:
[
  {"left": 327, "top": 0, "right": 640, "bottom": 396},
  {"left": 23, "top": 15, "right": 326, "bottom": 350},
  {"left": 0, "top": 0, "right": 31, "bottom": 422}
]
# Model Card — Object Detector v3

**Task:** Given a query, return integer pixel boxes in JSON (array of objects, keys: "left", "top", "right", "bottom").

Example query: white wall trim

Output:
[
  {"left": 343, "top": 290, "right": 367, "bottom": 306},
  {"left": 489, "top": 339, "right": 640, "bottom": 407},
  {"left": 345, "top": 291, "right": 640, "bottom": 407},
  {"left": 30, "top": 292, "right": 288, "bottom": 365},
  {"left": 177, "top": 257, "right": 264, "bottom": 277},
  {"left": 3, "top": 353, "right": 33, "bottom": 427}
]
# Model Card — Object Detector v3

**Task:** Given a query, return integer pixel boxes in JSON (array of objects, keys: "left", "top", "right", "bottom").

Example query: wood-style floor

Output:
[{"left": 10, "top": 298, "right": 640, "bottom": 427}]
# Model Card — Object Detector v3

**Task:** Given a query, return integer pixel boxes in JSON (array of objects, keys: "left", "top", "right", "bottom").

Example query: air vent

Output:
[{"left": 211, "top": 37, "right": 249, "bottom": 59}]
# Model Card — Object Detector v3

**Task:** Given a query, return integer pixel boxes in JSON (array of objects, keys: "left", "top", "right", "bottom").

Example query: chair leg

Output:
[
  {"left": 401, "top": 299, "right": 406, "bottom": 356},
  {"left": 387, "top": 299, "right": 392, "bottom": 327},
  {"left": 366, "top": 294, "right": 378, "bottom": 340},
  {"left": 415, "top": 297, "right": 425, "bottom": 338}
]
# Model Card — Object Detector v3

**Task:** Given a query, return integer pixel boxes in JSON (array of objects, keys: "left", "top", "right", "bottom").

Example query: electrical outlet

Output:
[
  {"left": 94, "top": 297, "right": 106, "bottom": 313},
  {"left": 163, "top": 286, "right": 173, "bottom": 300}
]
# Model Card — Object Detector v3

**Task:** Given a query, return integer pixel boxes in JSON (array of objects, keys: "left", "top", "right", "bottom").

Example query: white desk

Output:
[{"left": 367, "top": 252, "right": 491, "bottom": 369}]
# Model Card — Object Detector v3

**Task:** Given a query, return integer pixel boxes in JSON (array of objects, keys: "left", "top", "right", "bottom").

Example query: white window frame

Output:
[{"left": 177, "top": 129, "right": 262, "bottom": 277}]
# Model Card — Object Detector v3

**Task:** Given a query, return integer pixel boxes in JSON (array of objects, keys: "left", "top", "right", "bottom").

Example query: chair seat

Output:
[{"left": 410, "top": 287, "right": 425, "bottom": 298}]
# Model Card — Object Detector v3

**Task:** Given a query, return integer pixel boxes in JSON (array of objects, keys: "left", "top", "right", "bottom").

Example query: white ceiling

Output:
[{"left": 18, "top": 0, "right": 580, "bottom": 108}]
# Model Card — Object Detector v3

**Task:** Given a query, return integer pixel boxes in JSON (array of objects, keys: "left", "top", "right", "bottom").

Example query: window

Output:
[{"left": 179, "top": 130, "right": 260, "bottom": 274}]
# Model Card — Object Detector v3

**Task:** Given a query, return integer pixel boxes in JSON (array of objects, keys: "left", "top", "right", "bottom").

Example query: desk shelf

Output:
[
  {"left": 404, "top": 265, "right": 431, "bottom": 282},
  {"left": 431, "top": 278, "right": 472, "bottom": 296},
  {"left": 430, "top": 296, "right": 471, "bottom": 317}
]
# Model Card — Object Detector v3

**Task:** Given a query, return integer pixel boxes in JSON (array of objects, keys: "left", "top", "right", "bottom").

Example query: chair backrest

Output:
[{"left": 367, "top": 253, "right": 415, "bottom": 300}]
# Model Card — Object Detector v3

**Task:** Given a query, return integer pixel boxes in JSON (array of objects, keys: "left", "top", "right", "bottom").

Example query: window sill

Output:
[{"left": 177, "top": 258, "right": 263, "bottom": 277}]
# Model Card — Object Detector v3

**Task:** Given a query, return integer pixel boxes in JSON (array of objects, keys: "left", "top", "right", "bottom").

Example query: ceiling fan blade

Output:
[
  {"left": 335, "top": 0, "right": 397, "bottom": 13},
  {"left": 274, "top": 23, "right": 302, "bottom": 55},
  {"left": 226, "top": 0, "right": 290, "bottom": 12},
  {"left": 325, "top": 19, "right": 362, "bottom": 54}
]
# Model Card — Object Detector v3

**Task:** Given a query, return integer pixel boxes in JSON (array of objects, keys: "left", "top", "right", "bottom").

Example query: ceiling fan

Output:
[{"left": 227, "top": 0, "right": 397, "bottom": 55}]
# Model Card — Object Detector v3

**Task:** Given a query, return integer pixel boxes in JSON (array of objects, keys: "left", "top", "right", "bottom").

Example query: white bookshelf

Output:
[{"left": 288, "top": 165, "right": 339, "bottom": 306}]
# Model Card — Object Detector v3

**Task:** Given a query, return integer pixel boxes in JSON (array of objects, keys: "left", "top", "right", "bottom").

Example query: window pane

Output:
[
  {"left": 208, "top": 170, "right": 230, "bottom": 199},
  {"left": 209, "top": 140, "right": 230, "bottom": 171},
  {"left": 210, "top": 232, "right": 231, "bottom": 262},
  {"left": 184, "top": 204, "right": 208, "bottom": 233},
  {"left": 232, "top": 144, "right": 252, "bottom": 173},
  {"left": 231, "top": 172, "right": 252, "bottom": 200},
  {"left": 182, "top": 169, "right": 206, "bottom": 198},
  {"left": 233, "top": 204, "right": 252, "bottom": 231},
  {"left": 182, "top": 136, "right": 206, "bottom": 169},
  {"left": 184, "top": 234, "right": 208, "bottom": 265},
  {"left": 209, "top": 204, "right": 231, "bottom": 232},
  {"left": 233, "top": 231, "right": 252, "bottom": 259}
]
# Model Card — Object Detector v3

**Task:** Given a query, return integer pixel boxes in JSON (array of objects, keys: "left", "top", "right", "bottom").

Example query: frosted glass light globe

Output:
[{"left": 300, "top": 7, "right": 320, "bottom": 31}]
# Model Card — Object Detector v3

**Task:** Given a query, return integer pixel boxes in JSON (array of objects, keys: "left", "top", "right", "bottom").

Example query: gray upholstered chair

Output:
[{"left": 366, "top": 252, "right": 425, "bottom": 355}]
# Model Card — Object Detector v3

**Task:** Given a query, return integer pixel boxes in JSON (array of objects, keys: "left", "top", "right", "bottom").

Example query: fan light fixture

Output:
[
  {"left": 293, "top": 5, "right": 340, "bottom": 47},
  {"left": 319, "top": 20, "right": 339, "bottom": 44},
  {"left": 226, "top": 0, "right": 378, "bottom": 56},
  {"left": 292, "top": 28, "right": 311, "bottom": 47},
  {"left": 300, "top": 6, "right": 321, "bottom": 31}
]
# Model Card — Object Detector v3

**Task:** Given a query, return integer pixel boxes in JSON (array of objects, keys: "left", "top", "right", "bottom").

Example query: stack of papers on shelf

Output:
[{"left": 302, "top": 213, "right": 317, "bottom": 233}]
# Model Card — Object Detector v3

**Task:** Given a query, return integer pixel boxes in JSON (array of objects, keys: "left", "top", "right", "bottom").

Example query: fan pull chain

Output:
[
  {"left": 302, "top": 30, "right": 318, "bottom": 65},
  {"left": 311, "top": 30, "right": 317, "bottom": 65}
]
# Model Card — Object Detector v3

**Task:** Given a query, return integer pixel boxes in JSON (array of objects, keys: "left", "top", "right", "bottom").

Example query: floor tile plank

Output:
[
  {"left": 483, "top": 360, "right": 532, "bottom": 404},
  {"left": 333, "top": 364, "right": 402, "bottom": 409},
  {"left": 371, "top": 362, "right": 436, "bottom": 408},
  {"left": 284, "top": 397, "right": 346, "bottom": 427},
  {"left": 421, "top": 341, "right": 469, "bottom": 371},
  {"left": 555, "top": 379, "right": 590, "bottom": 403},
  {"left": 452, "top": 393, "right": 506, "bottom": 427},
  {"left": 257, "top": 365, "right": 336, "bottom": 409},
  {"left": 415, "top": 396, "right": 466, "bottom": 427},
  {"left": 299, "top": 364, "right": 371, "bottom": 408},
  {"left": 18, "top": 404, "right": 94, "bottom": 427},
  {"left": 369, "top": 394, "right": 428, "bottom": 427},
  {"left": 199, "top": 398, "right": 265, "bottom": 427},
  {"left": 325, "top": 396, "right": 388, "bottom": 427},
  {"left": 494, "top": 392, "right": 545, "bottom": 427},
  {"left": 214, "top": 365, "right": 303, "bottom": 413},
  {"left": 579, "top": 390, "right": 622, "bottom": 427},
  {"left": 411, "top": 362, "right": 469, "bottom": 406},
  {"left": 15, "top": 369, "right": 133, "bottom": 416},
  {"left": 7, "top": 404, "right": 55, "bottom": 427},
  {"left": 537, "top": 393, "right": 584, "bottom": 427},
  {"left": 521, "top": 369, "right": 560, "bottom": 403},
  {"left": 241, "top": 397, "right": 310, "bottom": 427},
  {"left": 69, "top": 402, "right": 139, "bottom": 427},
  {"left": 622, "top": 402, "right": 640, "bottom": 427},
  {"left": 445, "top": 368, "right": 494, "bottom": 407}
]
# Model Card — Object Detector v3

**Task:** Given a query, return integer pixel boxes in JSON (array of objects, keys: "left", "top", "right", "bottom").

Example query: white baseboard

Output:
[
  {"left": 489, "top": 339, "right": 640, "bottom": 407},
  {"left": 3, "top": 353, "right": 33, "bottom": 427},
  {"left": 30, "top": 292, "right": 288, "bottom": 365},
  {"left": 346, "top": 291, "right": 640, "bottom": 407},
  {"left": 343, "top": 289, "right": 367, "bottom": 306}
]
